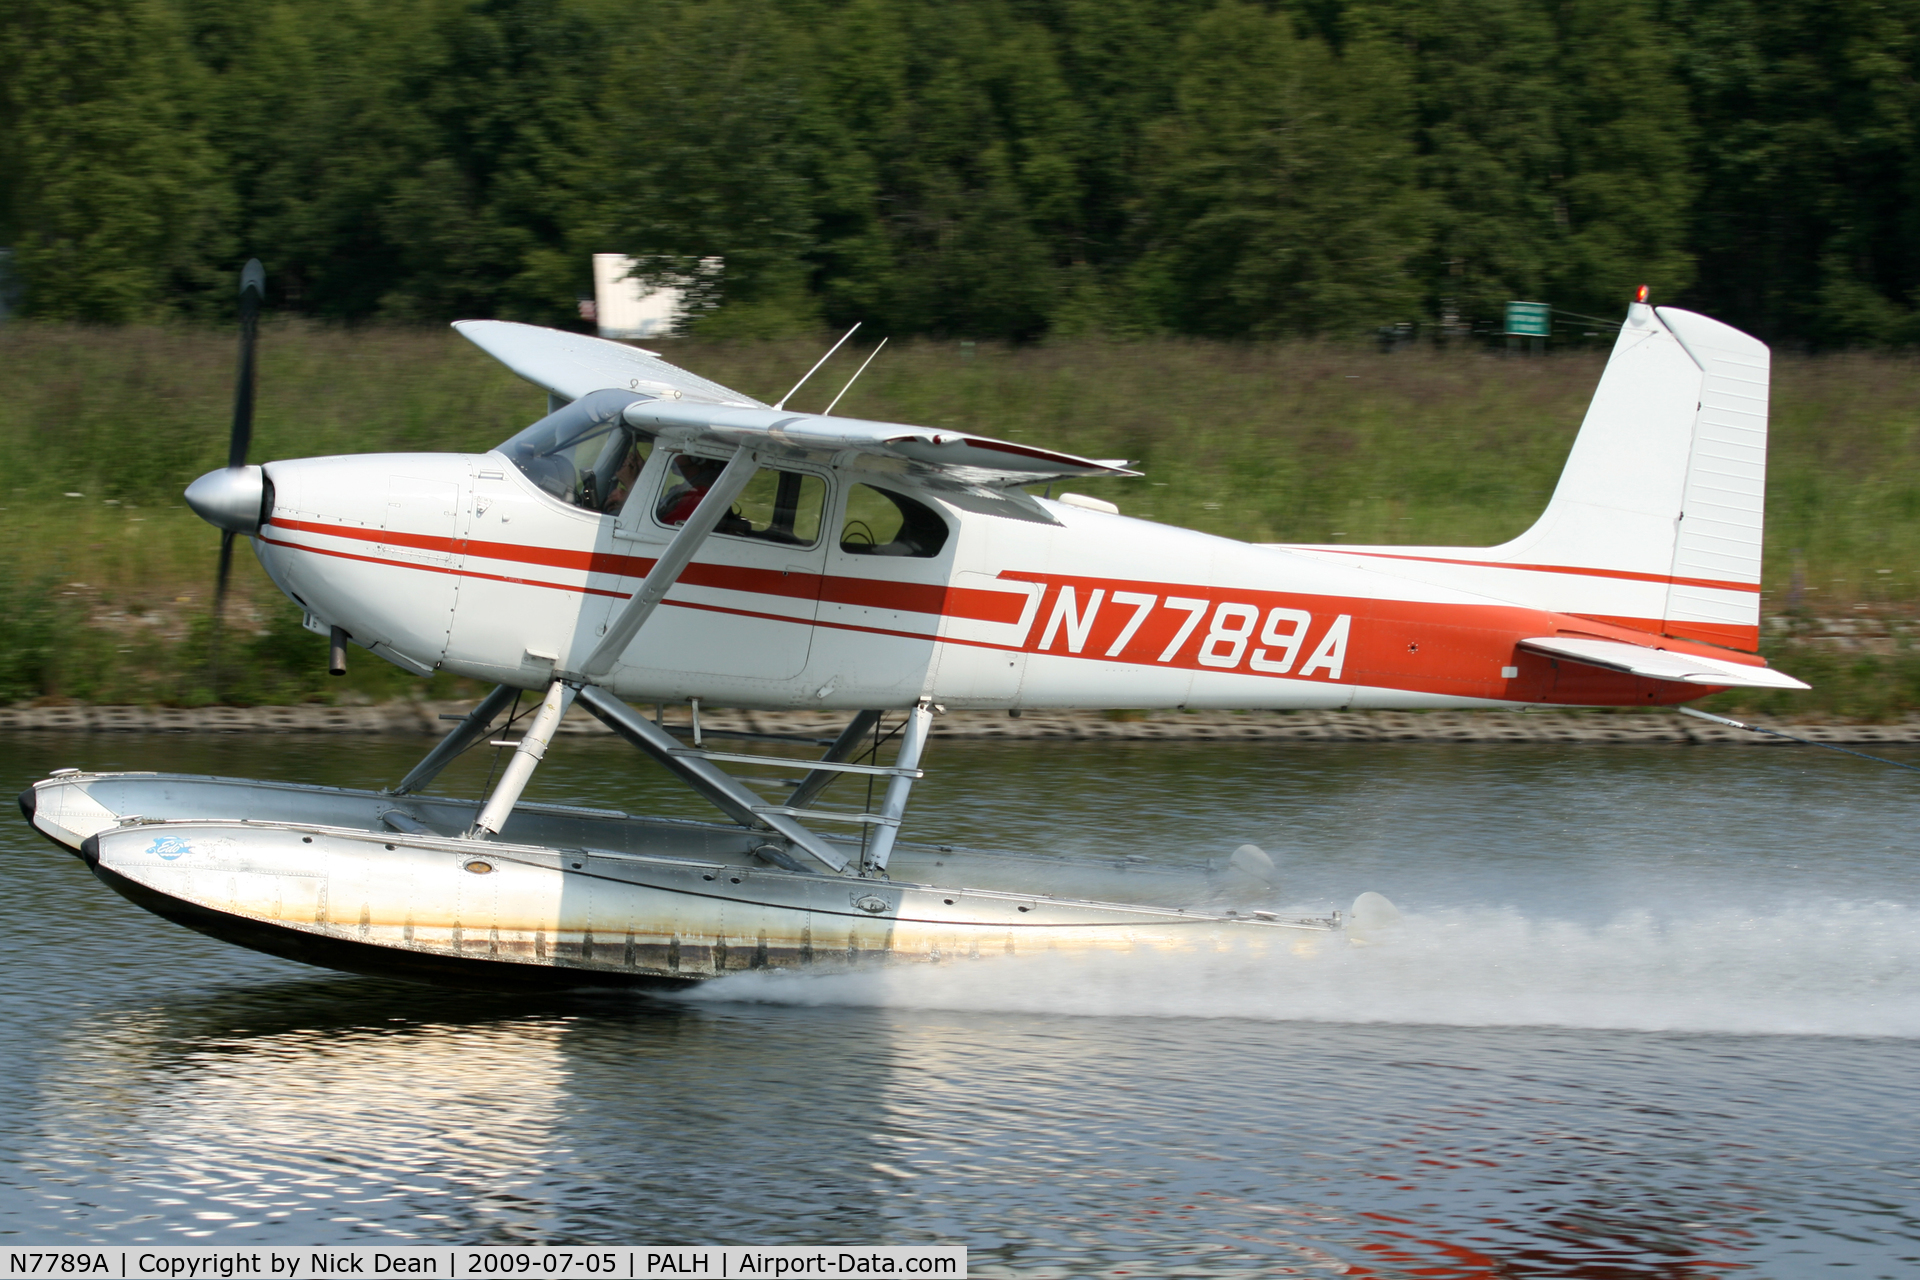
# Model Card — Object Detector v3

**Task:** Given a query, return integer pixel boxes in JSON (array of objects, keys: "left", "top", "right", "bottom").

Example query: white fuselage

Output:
[{"left": 255, "top": 447, "right": 1719, "bottom": 713}]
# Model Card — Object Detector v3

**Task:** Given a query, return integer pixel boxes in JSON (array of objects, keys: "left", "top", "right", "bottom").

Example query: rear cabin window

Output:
[
  {"left": 840, "top": 484, "right": 950, "bottom": 558},
  {"left": 656, "top": 456, "right": 827, "bottom": 546},
  {"left": 497, "top": 390, "right": 653, "bottom": 515}
]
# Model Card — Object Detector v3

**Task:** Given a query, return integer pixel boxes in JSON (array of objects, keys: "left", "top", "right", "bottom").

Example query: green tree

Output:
[
  {"left": 1129, "top": 1, "right": 1429, "bottom": 337},
  {"left": 799, "top": 0, "right": 1092, "bottom": 338},
  {"left": 1546, "top": 0, "right": 1695, "bottom": 319},
  {"left": 1041, "top": 0, "right": 1216, "bottom": 333},
  {"left": 1678, "top": 0, "right": 1920, "bottom": 345},
  {"left": 1357, "top": 0, "right": 1691, "bottom": 334},
  {"left": 1361, "top": 0, "right": 1559, "bottom": 330},
  {"left": 589, "top": 0, "right": 825, "bottom": 336},
  {"left": 186, "top": 0, "right": 438, "bottom": 318},
  {"left": 187, "top": 0, "right": 605, "bottom": 324},
  {"left": 378, "top": 0, "right": 609, "bottom": 323},
  {"left": 0, "top": 0, "right": 232, "bottom": 321}
]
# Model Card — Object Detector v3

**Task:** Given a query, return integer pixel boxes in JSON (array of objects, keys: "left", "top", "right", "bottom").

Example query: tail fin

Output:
[
  {"left": 1493, "top": 302, "right": 1770, "bottom": 650},
  {"left": 1281, "top": 302, "right": 1771, "bottom": 651}
]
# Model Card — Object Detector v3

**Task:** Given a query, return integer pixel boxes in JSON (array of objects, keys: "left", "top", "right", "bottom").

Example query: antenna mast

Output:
[
  {"left": 773, "top": 323, "right": 860, "bottom": 411},
  {"left": 823, "top": 338, "right": 889, "bottom": 416}
]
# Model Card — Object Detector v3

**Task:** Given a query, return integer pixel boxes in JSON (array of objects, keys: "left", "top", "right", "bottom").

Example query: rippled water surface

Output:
[{"left": 2, "top": 729, "right": 1916, "bottom": 1276}]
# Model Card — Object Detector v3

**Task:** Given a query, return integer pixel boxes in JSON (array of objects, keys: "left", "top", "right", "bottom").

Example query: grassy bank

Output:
[{"left": 3, "top": 323, "right": 1918, "bottom": 714}]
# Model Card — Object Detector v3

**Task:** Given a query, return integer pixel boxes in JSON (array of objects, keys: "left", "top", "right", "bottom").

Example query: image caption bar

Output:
[{"left": 0, "top": 1250, "right": 965, "bottom": 1280}]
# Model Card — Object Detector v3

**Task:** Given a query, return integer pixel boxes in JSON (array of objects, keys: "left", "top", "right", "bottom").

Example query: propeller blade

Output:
[
  {"left": 229, "top": 259, "right": 264, "bottom": 470},
  {"left": 213, "top": 529, "right": 237, "bottom": 619},
  {"left": 211, "top": 261, "right": 264, "bottom": 689}
]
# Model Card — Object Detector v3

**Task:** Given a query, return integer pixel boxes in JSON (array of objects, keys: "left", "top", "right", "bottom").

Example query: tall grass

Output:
[{"left": 3, "top": 322, "right": 1918, "bottom": 711}]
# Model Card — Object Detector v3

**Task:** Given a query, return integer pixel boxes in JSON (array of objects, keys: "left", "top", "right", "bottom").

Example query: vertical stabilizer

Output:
[
  {"left": 1492, "top": 302, "right": 1769, "bottom": 650},
  {"left": 1276, "top": 301, "right": 1770, "bottom": 651},
  {"left": 1496, "top": 302, "right": 1704, "bottom": 577}
]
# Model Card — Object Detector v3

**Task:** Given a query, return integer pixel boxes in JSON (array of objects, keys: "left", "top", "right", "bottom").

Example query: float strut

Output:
[
  {"left": 574, "top": 685, "right": 850, "bottom": 873},
  {"left": 859, "top": 700, "right": 934, "bottom": 877},
  {"left": 469, "top": 679, "right": 576, "bottom": 838},
  {"left": 390, "top": 683, "right": 519, "bottom": 796},
  {"left": 784, "top": 710, "right": 885, "bottom": 811}
]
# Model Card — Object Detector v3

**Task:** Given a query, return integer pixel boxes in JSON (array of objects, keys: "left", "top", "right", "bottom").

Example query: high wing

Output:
[
  {"left": 457, "top": 319, "right": 1137, "bottom": 524},
  {"left": 623, "top": 399, "right": 1134, "bottom": 523},
  {"left": 454, "top": 319, "right": 768, "bottom": 408}
]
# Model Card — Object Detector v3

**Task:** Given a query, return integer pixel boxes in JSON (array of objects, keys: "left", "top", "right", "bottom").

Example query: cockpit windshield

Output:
[{"left": 496, "top": 388, "right": 654, "bottom": 515}]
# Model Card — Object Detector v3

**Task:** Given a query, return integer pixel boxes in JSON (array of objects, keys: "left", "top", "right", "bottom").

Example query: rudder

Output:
[{"left": 1659, "top": 309, "right": 1771, "bottom": 649}]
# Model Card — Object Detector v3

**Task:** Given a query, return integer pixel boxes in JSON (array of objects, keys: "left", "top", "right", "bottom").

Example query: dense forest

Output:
[{"left": 3, "top": 0, "right": 1918, "bottom": 346}]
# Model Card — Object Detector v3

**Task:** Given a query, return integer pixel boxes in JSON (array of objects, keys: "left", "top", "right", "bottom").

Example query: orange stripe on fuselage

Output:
[
  {"left": 1286, "top": 550, "right": 1764, "bottom": 651},
  {"left": 257, "top": 533, "right": 634, "bottom": 598},
  {"left": 1000, "top": 569, "right": 1763, "bottom": 705},
  {"left": 1570, "top": 613, "right": 1760, "bottom": 652},
  {"left": 1307, "top": 547, "right": 1762, "bottom": 595},
  {"left": 262, "top": 518, "right": 1763, "bottom": 705},
  {"left": 265, "top": 516, "right": 1028, "bottom": 624}
]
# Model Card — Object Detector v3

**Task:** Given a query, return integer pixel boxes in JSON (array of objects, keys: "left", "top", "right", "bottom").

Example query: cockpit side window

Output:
[
  {"left": 496, "top": 389, "right": 654, "bottom": 515},
  {"left": 839, "top": 484, "right": 950, "bottom": 557},
  {"left": 656, "top": 455, "right": 827, "bottom": 546}
]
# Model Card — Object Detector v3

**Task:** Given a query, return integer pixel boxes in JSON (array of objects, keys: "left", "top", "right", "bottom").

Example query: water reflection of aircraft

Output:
[
  {"left": 21, "top": 270, "right": 1804, "bottom": 988},
  {"left": 32, "top": 977, "right": 907, "bottom": 1244}
]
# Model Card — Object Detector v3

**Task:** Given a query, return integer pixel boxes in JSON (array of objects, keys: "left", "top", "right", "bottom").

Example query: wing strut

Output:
[
  {"left": 580, "top": 448, "right": 761, "bottom": 678},
  {"left": 433, "top": 452, "right": 763, "bottom": 837}
]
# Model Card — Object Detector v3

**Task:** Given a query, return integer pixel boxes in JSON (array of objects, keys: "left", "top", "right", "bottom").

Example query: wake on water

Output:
[{"left": 680, "top": 900, "right": 1920, "bottom": 1038}]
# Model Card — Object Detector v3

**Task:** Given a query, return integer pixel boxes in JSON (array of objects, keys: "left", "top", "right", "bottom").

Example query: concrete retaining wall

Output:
[{"left": 3, "top": 702, "right": 1917, "bottom": 745}]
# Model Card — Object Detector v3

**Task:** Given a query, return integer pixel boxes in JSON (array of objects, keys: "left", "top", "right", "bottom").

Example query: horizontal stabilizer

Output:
[
  {"left": 453, "top": 319, "right": 767, "bottom": 408},
  {"left": 1520, "top": 637, "right": 1809, "bottom": 689}
]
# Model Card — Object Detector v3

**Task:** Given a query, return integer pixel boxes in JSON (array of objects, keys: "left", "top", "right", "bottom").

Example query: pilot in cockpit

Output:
[{"left": 603, "top": 441, "right": 646, "bottom": 516}]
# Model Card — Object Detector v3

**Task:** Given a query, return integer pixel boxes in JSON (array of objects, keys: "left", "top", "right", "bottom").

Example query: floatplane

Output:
[{"left": 19, "top": 271, "right": 1805, "bottom": 989}]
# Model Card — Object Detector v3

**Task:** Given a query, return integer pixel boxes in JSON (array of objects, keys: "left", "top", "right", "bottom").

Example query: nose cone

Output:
[{"left": 185, "top": 465, "right": 267, "bottom": 534}]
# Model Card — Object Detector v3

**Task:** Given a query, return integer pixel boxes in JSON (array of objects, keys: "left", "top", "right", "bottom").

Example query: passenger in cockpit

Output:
[{"left": 656, "top": 455, "right": 730, "bottom": 526}]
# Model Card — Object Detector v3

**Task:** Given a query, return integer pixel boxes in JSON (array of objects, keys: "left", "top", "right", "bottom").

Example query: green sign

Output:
[{"left": 1505, "top": 301, "right": 1552, "bottom": 337}]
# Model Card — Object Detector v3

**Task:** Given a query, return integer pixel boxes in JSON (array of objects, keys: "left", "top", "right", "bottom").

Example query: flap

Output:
[
  {"left": 1520, "top": 637, "right": 1809, "bottom": 689},
  {"left": 453, "top": 319, "right": 766, "bottom": 408}
]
